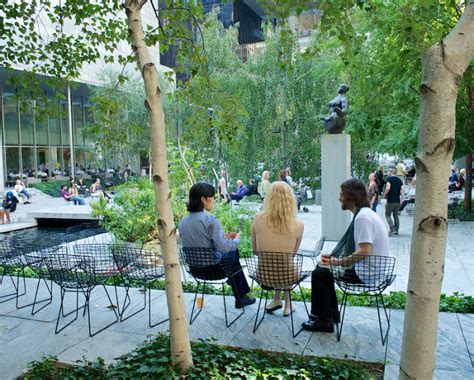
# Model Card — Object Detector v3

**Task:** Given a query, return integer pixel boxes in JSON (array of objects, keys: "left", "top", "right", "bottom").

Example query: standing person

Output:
[
  {"left": 302, "top": 178, "right": 389, "bottom": 332},
  {"left": 257, "top": 170, "right": 271, "bottom": 199},
  {"left": 384, "top": 167, "right": 403, "bottom": 236},
  {"left": 285, "top": 167, "right": 295, "bottom": 187},
  {"left": 367, "top": 172, "right": 379, "bottom": 212},
  {"left": 251, "top": 182, "right": 304, "bottom": 316},
  {"left": 396, "top": 160, "right": 406, "bottom": 184},
  {"left": 179, "top": 182, "right": 255, "bottom": 308},
  {"left": 375, "top": 166, "right": 385, "bottom": 196},
  {"left": 218, "top": 170, "right": 230, "bottom": 203}
]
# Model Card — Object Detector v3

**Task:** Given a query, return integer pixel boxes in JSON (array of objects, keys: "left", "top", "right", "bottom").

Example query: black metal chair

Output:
[
  {"left": 180, "top": 247, "right": 246, "bottom": 328},
  {"left": 46, "top": 249, "right": 119, "bottom": 337},
  {"left": 246, "top": 252, "right": 311, "bottom": 337},
  {"left": 0, "top": 240, "right": 27, "bottom": 304},
  {"left": 112, "top": 245, "right": 168, "bottom": 327},
  {"left": 329, "top": 255, "right": 396, "bottom": 345}
]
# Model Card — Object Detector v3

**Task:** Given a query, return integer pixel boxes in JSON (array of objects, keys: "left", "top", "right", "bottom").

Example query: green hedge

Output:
[{"left": 23, "top": 334, "right": 382, "bottom": 379}]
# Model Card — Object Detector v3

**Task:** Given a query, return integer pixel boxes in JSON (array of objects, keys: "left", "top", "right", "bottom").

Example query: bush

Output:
[{"left": 23, "top": 334, "right": 381, "bottom": 379}]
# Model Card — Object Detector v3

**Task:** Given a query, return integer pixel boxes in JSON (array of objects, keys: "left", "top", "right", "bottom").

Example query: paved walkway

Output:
[{"left": 0, "top": 195, "right": 472, "bottom": 379}]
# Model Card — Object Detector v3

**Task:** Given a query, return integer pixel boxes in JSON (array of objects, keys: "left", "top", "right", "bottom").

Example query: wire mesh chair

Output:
[
  {"left": 298, "top": 236, "right": 326, "bottom": 267},
  {"left": 20, "top": 243, "right": 60, "bottom": 314},
  {"left": 180, "top": 247, "right": 246, "bottom": 328},
  {"left": 246, "top": 252, "right": 311, "bottom": 337},
  {"left": 72, "top": 243, "right": 122, "bottom": 313},
  {"left": 46, "top": 249, "right": 119, "bottom": 337},
  {"left": 112, "top": 245, "right": 168, "bottom": 327},
  {"left": 329, "top": 255, "right": 396, "bottom": 345},
  {"left": 0, "top": 240, "right": 27, "bottom": 304}
]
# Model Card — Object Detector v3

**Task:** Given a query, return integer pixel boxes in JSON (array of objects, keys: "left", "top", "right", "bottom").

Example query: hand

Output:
[
  {"left": 225, "top": 232, "right": 237, "bottom": 239},
  {"left": 320, "top": 254, "right": 331, "bottom": 265}
]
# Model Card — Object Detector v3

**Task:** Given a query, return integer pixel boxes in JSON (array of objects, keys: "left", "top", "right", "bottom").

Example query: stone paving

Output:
[{"left": 0, "top": 193, "right": 472, "bottom": 379}]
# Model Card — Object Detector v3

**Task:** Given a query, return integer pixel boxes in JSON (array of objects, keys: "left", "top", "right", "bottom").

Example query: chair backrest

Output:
[
  {"left": 330, "top": 254, "right": 396, "bottom": 293},
  {"left": 113, "top": 245, "right": 165, "bottom": 280},
  {"left": 46, "top": 247, "right": 94, "bottom": 288},
  {"left": 314, "top": 236, "right": 326, "bottom": 257},
  {"left": 0, "top": 240, "right": 24, "bottom": 266},
  {"left": 247, "top": 251, "right": 304, "bottom": 290},
  {"left": 73, "top": 244, "right": 118, "bottom": 277},
  {"left": 180, "top": 247, "right": 230, "bottom": 281}
]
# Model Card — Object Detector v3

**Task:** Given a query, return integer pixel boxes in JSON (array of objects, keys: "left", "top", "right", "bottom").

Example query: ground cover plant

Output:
[{"left": 22, "top": 333, "right": 383, "bottom": 379}]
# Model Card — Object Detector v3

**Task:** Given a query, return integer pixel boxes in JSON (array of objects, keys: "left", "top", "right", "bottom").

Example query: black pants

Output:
[
  {"left": 190, "top": 250, "right": 250, "bottom": 300},
  {"left": 310, "top": 266, "right": 361, "bottom": 322}
]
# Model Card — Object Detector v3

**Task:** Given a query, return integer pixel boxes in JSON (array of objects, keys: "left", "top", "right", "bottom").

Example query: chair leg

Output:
[
  {"left": 336, "top": 290, "right": 349, "bottom": 342},
  {"left": 222, "top": 279, "right": 245, "bottom": 328},
  {"left": 189, "top": 281, "right": 204, "bottom": 324},
  {"left": 0, "top": 272, "right": 19, "bottom": 303},
  {"left": 31, "top": 278, "right": 53, "bottom": 315},
  {"left": 120, "top": 283, "right": 145, "bottom": 322},
  {"left": 88, "top": 285, "right": 119, "bottom": 337},
  {"left": 55, "top": 288, "right": 82, "bottom": 334},
  {"left": 148, "top": 284, "right": 169, "bottom": 328},
  {"left": 375, "top": 293, "right": 391, "bottom": 345},
  {"left": 253, "top": 289, "right": 267, "bottom": 333},
  {"left": 290, "top": 285, "right": 310, "bottom": 338}
]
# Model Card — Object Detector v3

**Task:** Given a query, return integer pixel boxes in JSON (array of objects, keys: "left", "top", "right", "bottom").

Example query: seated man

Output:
[
  {"left": 60, "top": 185, "right": 85, "bottom": 205},
  {"left": 0, "top": 191, "right": 19, "bottom": 224},
  {"left": 179, "top": 182, "right": 255, "bottom": 308},
  {"left": 229, "top": 180, "right": 247, "bottom": 202},
  {"left": 302, "top": 178, "right": 389, "bottom": 333},
  {"left": 14, "top": 179, "right": 31, "bottom": 204}
]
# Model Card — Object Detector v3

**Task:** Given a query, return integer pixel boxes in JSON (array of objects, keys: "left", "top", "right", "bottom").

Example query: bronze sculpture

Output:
[{"left": 322, "top": 83, "right": 349, "bottom": 134}]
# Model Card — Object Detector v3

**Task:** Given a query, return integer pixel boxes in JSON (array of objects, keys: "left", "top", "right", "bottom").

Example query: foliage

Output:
[
  {"left": 23, "top": 334, "right": 381, "bottom": 379},
  {"left": 29, "top": 180, "right": 74, "bottom": 197},
  {"left": 212, "top": 202, "right": 256, "bottom": 257}
]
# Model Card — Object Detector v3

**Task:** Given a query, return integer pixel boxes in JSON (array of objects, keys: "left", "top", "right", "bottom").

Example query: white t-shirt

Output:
[
  {"left": 219, "top": 177, "right": 228, "bottom": 196},
  {"left": 353, "top": 207, "right": 390, "bottom": 283}
]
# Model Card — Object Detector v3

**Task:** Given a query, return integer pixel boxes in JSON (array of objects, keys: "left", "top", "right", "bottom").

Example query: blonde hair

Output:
[{"left": 262, "top": 182, "right": 297, "bottom": 234}]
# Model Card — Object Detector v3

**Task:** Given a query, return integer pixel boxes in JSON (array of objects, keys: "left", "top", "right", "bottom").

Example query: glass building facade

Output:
[{"left": 0, "top": 68, "right": 96, "bottom": 183}]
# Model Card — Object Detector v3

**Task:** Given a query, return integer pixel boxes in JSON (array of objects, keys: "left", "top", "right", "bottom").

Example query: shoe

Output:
[
  {"left": 389, "top": 230, "right": 397, "bottom": 237},
  {"left": 235, "top": 295, "right": 256, "bottom": 309},
  {"left": 301, "top": 318, "right": 334, "bottom": 333},
  {"left": 265, "top": 299, "right": 283, "bottom": 313},
  {"left": 395, "top": 231, "right": 399, "bottom": 235},
  {"left": 283, "top": 304, "right": 296, "bottom": 317},
  {"left": 303, "top": 207, "right": 309, "bottom": 213}
]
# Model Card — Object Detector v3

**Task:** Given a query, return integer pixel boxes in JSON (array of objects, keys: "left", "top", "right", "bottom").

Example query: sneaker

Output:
[
  {"left": 389, "top": 230, "right": 397, "bottom": 237},
  {"left": 265, "top": 299, "right": 283, "bottom": 313},
  {"left": 235, "top": 295, "right": 256, "bottom": 309},
  {"left": 283, "top": 304, "right": 296, "bottom": 317},
  {"left": 301, "top": 318, "right": 334, "bottom": 333}
]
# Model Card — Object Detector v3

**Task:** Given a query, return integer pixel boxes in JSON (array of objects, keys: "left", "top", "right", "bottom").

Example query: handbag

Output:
[{"left": 305, "top": 189, "right": 313, "bottom": 199}]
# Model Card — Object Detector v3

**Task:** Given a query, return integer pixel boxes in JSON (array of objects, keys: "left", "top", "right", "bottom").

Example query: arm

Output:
[
  {"left": 210, "top": 217, "right": 239, "bottom": 253},
  {"left": 251, "top": 219, "right": 257, "bottom": 251},
  {"left": 293, "top": 223, "right": 304, "bottom": 254},
  {"left": 383, "top": 181, "right": 391, "bottom": 198},
  {"left": 323, "top": 243, "right": 372, "bottom": 266}
]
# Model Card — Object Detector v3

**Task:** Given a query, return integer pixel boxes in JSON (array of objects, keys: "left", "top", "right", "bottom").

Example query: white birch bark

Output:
[
  {"left": 125, "top": 0, "right": 193, "bottom": 370},
  {"left": 400, "top": 2, "right": 474, "bottom": 378}
]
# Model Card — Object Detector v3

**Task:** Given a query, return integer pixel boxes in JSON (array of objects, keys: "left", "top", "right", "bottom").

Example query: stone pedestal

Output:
[{"left": 321, "top": 134, "right": 351, "bottom": 241}]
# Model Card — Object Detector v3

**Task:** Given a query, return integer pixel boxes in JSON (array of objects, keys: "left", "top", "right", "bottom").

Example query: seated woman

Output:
[
  {"left": 14, "top": 179, "right": 31, "bottom": 204},
  {"left": 0, "top": 191, "right": 19, "bottom": 224},
  {"left": 251, "top": 182, "right": 304, "bottom": 316},
  {"left": 75, "top": 176, "right": 89, "bottom": 196},
  {"left": 179, "top": 182, "right": 255, "bottom": 309},
  {"left": 90, "top": 178, "right": 111, "bottom": 200},
  {"left": 60, "top": 185, "right": 85, "bottom": 205}
]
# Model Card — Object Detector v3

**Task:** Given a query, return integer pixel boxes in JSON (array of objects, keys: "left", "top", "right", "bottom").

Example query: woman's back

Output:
[{"left": 252, "top": 213, "right": 303, "bottom": 253}]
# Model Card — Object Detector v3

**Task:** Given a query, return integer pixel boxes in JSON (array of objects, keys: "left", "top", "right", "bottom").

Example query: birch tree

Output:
[{"left": 400, "top": 2, "right": 474, "bottom": 378}]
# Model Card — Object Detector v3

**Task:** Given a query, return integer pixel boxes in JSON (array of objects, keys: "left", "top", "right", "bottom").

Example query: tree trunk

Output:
[
  {"left": 400, "top": 3, "right": 474, "bottom": 379},
  {"left": 125, "top": 0, "right": 193, "bottom": 371},
  {"left": 464, "top": 67, "right": 473, "bottom": 211},
  {"left": 465, "top": 152, "right": 472, "bottom": 211}
]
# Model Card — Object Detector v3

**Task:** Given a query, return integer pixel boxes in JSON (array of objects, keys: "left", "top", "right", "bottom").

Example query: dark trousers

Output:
[
  {"left": 310, "top": 266, "right": 361, "bottom": 322},
  {"left": 399, "top": 198, "right": 415, "bottom": 211},
  {"left": 222, "top": 250, "right": 250, "bottom": 299},
  {"left": 191, "top": 250, "right": 250, "bottom": 300}
]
